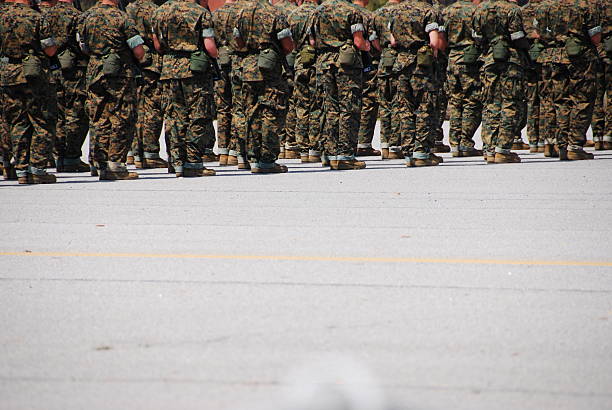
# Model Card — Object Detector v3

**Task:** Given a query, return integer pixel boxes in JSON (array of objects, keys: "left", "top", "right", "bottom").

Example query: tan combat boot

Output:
[
  {"left": 330, "top": 159, "right": 366, "bottom": 170},
  {"left": 381, "top": 148, "right": 389, "bottom": 159},
  {"left": 430, "top": 153, "right": 444, "bottom": 164},
  {"left": 511, "top": 141, "right": 530, "bottom": 150},
  {"left": 413, "top": 157, "right": 438, "bottom": 167},
  {"left": 594, "top": 141, "right": 604, "bottom": 150},
  {"left": 135, "top": 157, "right": 168, "bottom": 169},
  {"left": 32, "top": 173, "right": 57, "bottom": 184},
  {"left": 387, "top": 150, "right": 404, "bottom": 159},
  {"left": 284, "top": 150, "right": 301, "bottom": 159},
  {"left": 63, "top": 160, "right": 90, "bottom": 173},
  {"left": 201, "top": 153, "right": 219, "bottom": 163},
  {"left": 17, "top": 174, "right": 33, "bottom": 184},
  {"left": 3, "top": 165, "right": 17, "bottom": 180},
  {"left": 584, "top": 140, "right": 595, "bottom": 147},
  {"left": 461, "top": 148, "right": 483, "bottom": 157},
  {"left": 100, "top": 170, "right": 139, "bottom": 180},
  {"left": 219, "top": 154, "right": 229, "bottom": 166},
  {"left": 126, "top": 155, "right": 135, "bottom": 165},
  {"left": 543, "top": 144, "right": 559, "bottom": 158},
  {"left": 494, "top": 152, "right": 521, "bottom": 163},
  {"left": 355, "top": 147, "right": 381, "bottom": 156},
  {"left": 603, "top": 141, "right": 612, "bottom": 150},
  {"left": 432, "top": 142, "right": 450, "bottom": 153},
  {"left": 567, "top": 150, "right": 594, "bottom": 160},
  {"left": 227, "top": 155, "right": 239, "bottom": 166},
  {"left": 251, "top": 163, "right": 288, "bottom": 174},
  {"left": 183, "top": 167, "right": 216, "bottom": 177}
]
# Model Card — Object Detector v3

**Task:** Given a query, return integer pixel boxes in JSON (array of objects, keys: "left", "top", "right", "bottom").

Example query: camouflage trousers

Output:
[
  {"left": 433, "top": 59, "right": 448, "bottom": 144},
  {"left": 0, "top": 87, "right": 10, "bottom": 165},
  {"left": 49, "top": 70, "right": 63, "bottom": 160},
  {"left": 481, "top": 63, "right": 525, "bottom": 154},
  {"left": 161, "top": 76, "right": 215, "bottom": 172},
  {"left": 357, "top": 66, "right": 379, "bottom": 149},
  {"left": 447, "top": 63, "right": 482, "bottom": 151},
  {"left": 377, "top": 71, "right": 397, "bottom": 150},
  {"left": 526, "top": 66, "right": 541, "bottom": 147},
  {"left": 243, "top": 77, "right": 287, "bottom": 165},
  {"left": 2, "top": 79, "right": 55, "bottom": 177},
  {"left": 293, "top": 63, "right": 319, "bottom": 153},
  {"left": 538, "top": 64, "right": 556, "bottom": 145},
  {"left": 58, "top": 67, "right": 89, "bottom": 163},
  {"left": 230, "top": 55, "right": 247, "bottom": 158},
  {"left": 393, "top": 60, "right": 437, "bottom": 159},
  {"left": 548, "top": 60, "right": 596, "bottom": 150},
  {"left": 591, "top": 60, "right": 607, "bottom": 143},
  {"left": 130, "top": 70, "right": 163, "bottom": 160},
  {"left": 280, "top": 74, "right": 298, "bottom": 152},
  {"left": 215, "top": 65, "right": 232, "bottom": 155},
  {"left": 88, "top": 76, "right": 136, "bottom": 168},
  {"left": 606, "top": 60, "right": 612, "bottom": 142},
  {"left": 318, "top": 54, "right": 363, "bottom": 159}
]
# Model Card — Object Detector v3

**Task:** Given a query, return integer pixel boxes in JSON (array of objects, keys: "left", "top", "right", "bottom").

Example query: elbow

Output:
[{"left": 44, "top": 46, "right": 58, "bottom": 57}]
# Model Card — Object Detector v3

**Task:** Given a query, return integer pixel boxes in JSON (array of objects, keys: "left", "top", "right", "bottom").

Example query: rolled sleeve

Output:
[
  {"left": 40, "top": 37, "right": 57, "bottom": 49},
  {"left": 438, "top": 25, "right": 445, "bottom": 33},
  {"left": 510, "top": 30, "right": 525, "bottom": 40},
  {"left": 202, "top": 28, "right": 215, "bottom": 38},
  {"left": 351, "top": 23, "right": 364, "bottom": 34},
  {"left": 425, "top": 22, "right": 439, "bottom": 33},
  {"left": 126, "top": 34, "right": 144, "bottom": 49},
  {"left": 277, "top": 27, "right": 292, "bottom": 40},
  {"left": 588, "top": 26, "right": 602, "bottom": 37}
]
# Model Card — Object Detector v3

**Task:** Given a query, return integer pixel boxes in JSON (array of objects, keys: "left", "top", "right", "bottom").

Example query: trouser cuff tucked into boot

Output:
[
  {"left": 336, "top": 154, "right": 355, "bottom": 161},
  {"left": 495, "top": 147, "right": 511, "bottom": 155},
  {"left": 603, "top": 136, "right": 612, "bottom": 142},
  {"left": 144, "top": 152, "right": 160, "bottom": 159},
  {"left": 30, "top": 165, "right": 48, "bottom": 175},
  {"left": 184, "top": 162, "right": 203, "bottom": 169},
  {"left": 107, "top": 161, "right": 127, "bottom": 172},
  {"left": 229, "top": 150, "right": 239, "bottom": 157},
  {"left": 308, "top": 150, "right": 321, "bottom": 156},
  {"left": 413, "top": 152, "right": 429, "bottom": 160},
  {"left": 218, "top": 148, "right": 230, "bottom": 155},
  {"left": 357, "top": 143, "right": 372, "bottom": 149},
  {"left": 380, "top": 142, "right": 389, "bottom": 149}
]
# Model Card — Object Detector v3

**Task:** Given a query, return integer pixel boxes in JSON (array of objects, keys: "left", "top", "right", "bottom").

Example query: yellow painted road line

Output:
[{"left": 1, "top": 251, "right": 611, "bottom": 267}]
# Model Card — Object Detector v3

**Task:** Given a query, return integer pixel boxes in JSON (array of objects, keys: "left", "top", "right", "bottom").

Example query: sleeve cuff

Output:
[
  {"left": 277, "top": 27, "right": 292, "bottom": 40},
  {"left": 40, "top": 37, "right": 57, "bottom": 49},
  {"left": 438, "top": 25, "right": 445, "bottom": 33},
  {"left": 425, "top": 22, "right": 439, "bottom": 33},
  {"left": 351, "top": 23, "right": 364, "bottom": 34},
  {"left": 202, "top": 28, "right": 215, "bottom": 38},
  {"left": 368, "top": 31, "right": 377, "bottom": 41},
  {"left": 510, "top": 30, "right": 525, "bottom": 41},
  {"left": 126, "top": 34, "right": 144, "bottom": 49},
  {"left": 233, "top": 27, "right": 241, "bottom": 38},
  {"left": 588, "top": 26, "right": 602, "bottom": 37}
]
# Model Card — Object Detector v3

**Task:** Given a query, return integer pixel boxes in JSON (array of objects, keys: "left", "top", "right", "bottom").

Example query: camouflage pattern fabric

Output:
[
  {"left": 153, "top": 0, "right": 216, "bottom": 171},
  {"left": 311, "top": 0, "right": 364, "bottom": 159},
  {"left": 432, "top": 0, "right": 448, "bottom": 145},
  {"left": 45, "top": 1, "right": 89, "bottom": 164},
  {"left": 522, "top": 0, "right": 542, "bottom": 148},
  {"left": 80, "top": 3, "right": 142, "bottom": 168},
  {"left": 533, "top": 0, "right": 600, "bottom": 151},
  {"left": 288, "top": 1, "right": 319, "bottom": 155},
  {"left": 472, "top": 0, "right": 527, "bottom": 155},
  {"left": 389, "top": 0, "right": 440, "bottom": 160},
  {"left": 0, "top": 2, "right": 56, "bottom": 177},
  {"left": 236, "top": 0, "right": 291, "bottom": 165},
  {"left": 443, "top": 0, "right": 481, "bottom": 152},
  {"left": 127, "top": 0, "right": 164, "bottom": 160}
]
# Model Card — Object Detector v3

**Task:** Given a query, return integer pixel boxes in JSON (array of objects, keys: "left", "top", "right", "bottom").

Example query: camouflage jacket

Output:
[
  {"left": 390, "top": 0, "right": 440, "bottom": 51},
  {"left": 0, "top": 2, "right": 55, "bottom": 86},
  {"left": 126, "top": 0, "right": 161, "bottom": 73},
  {"left": 352, "top": 2, "right": 379, "bottom": 60},
  {"left": 533, "top": 0, "right": 601, "bottom": 64},
  {"left": 521, "top": 0, "right": 542, "bottom": 41},
  {"left": 212, "top": 0, "right": 247, "bottom": 54},
  {"left": 152, "top": 0, "right": 215, "bottom": 80},
  {"left": 309, "top": 0, "right": 364, "bottom": 50},
  {"left": 236, "top": 0, "right": 291, "bottom": 81},
  {"left": 288, "top": 1, "right": 317, "bottom": 51},
  {"left": 274, "top": 0, "right": 297, "bottom": 17},
  {"left": 43, "top": 2, "right": 88, "bottom": 67},
  {"left": 443, "top": 0, "right": 478, "bottom": 65},
  {"left": 80, "top": 4, "right": 143, "bottom": 83},
  {"left": 472, "top": 0, "right": 526, "bottom": 67},
  {"left": 372, "top": 1, "right": 400, "bottom": 49}
]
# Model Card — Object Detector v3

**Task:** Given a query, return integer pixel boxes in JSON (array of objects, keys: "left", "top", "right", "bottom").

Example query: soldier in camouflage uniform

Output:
[
  {"left": 310, "top": 0, "right": 369, "bottom": 170},
  {"left": 212, "top": 0, "right": 237, "bottom": 166},
  {"left": 152, "top": 0, "right": 218, "bottom": 177},
  {"left": 532, "top": 0, "right": 601, "bottom": 160},
  {"left": 234, "top": 0, "right": 293, "bottom": 173},
  {"left": 0, "top": 0, "right": 11, "bottom": 178},
  {"left": 389, "top": 0, "right": 444, "bottom": 167},
  {"left": 0, "top": 0, "right": 58, "bottom": 184},
  {"left": 432, "top": 0, "right": 451, "bottom": 154},
  {"left": 372, "top": 0, "right": 400, "bottom": 159},
  {"left": 443, "top": 0, "right": 483, "bottom": 157},
  {"left": 472, "top": 0, "right": 530, "bottom": 163},
  {"left": 44, "top": 0, "right": 91, "bottom": 172},
  {"left": 275, "top": 0, "right": 299, "bottom": 160},
  {"left": 288, "top": 0, "right": 321, "bottom": 163},
  {"left": 353, "top": 0, "right": 381, "bottom": 158},
  {"left": 593, "top": 0, "right": 611, "bottom": 150},
  {"left": 126, "top": 0, "right": 169, "bottom": 169},
  {"left": 80, "top": 0, "right": 145, "bottom": 180}
]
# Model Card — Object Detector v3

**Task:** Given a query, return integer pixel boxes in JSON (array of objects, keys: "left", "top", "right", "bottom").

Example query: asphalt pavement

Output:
[{"left": 1, "top": 124, "right": 611, "bottom": 410}]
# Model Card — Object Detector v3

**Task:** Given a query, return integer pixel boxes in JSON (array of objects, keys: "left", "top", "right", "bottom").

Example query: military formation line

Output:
[{"left": 0, "top": 0, "right": 610, "bottom": 184}]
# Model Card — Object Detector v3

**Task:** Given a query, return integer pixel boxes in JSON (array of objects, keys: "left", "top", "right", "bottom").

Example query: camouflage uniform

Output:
[
  {"left": 372, "top": 0, "right": 400, "bottom": 157},
  {"left": 311, "top": 0, "right": 365, "bottom": 163},
  {"left": 443, "top": 0, "right": 483, "bottom": 155},
  {"left": 522, "top": 0, "right": 543, "bottom": 151},
  {"left": 0, "top": 0, "right": 9, "bottom": 173},
  {"left": 593, "top": 0, "right": 611, "bottom": 148},
  {"left": 235, "top": 0, "right": 292, "bottom": 170},
  {"left": 534, "top": 0, "right": 601, "bottom": 155},
  {"left": 288, "top": 1, "right": 320, "bottom": 159},
  {"left": 353, "top": 2, "right": 379, "bottom": 154},
  {"left": 126, "top": 0, "right": 166, "bottom": 166},
  {"left": 80, "top": 3, "right": 142, "bottom": 173},
  {"left": 153, "top": 0, "right": 217, "bottom": 174},
  {"left": 44, "top": 1, "right": 90, "bottom": 170},
  {"left": 0, "top": 2, "right": 57, "bottom": 179},
  {"left": 432, "top": 0, "right": 449, "bottom": 152},
  {"left": 275, "top": 0, "right": 298, "bottom": 158},
  {"left": 390, "top": 0, "right": 441, "bottom": 164},
  {"left": 472, "top": 0, "right": 528, "bottom": 159}
]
